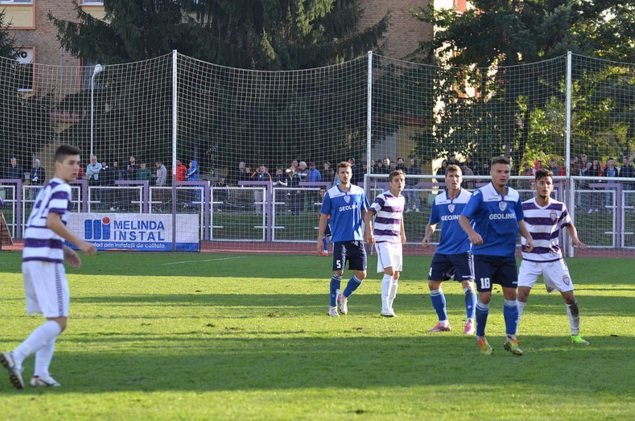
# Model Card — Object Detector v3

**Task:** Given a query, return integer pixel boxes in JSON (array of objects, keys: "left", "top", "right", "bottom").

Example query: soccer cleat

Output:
[
  {"left": 380, "top": 309, "right": 396, "bottom": 318},
  {"left": 504, "top": 338, "right": 524, "bottom": 356},
  {"left": 463, "top": 319, "right": 475, "bottom": 335},
  {"left": 476, "top": 337, "right": 493, "bottom": 355},
  {"left": 30, "top": 376, "right": 61, "bottom": 387},
  {"left": 571, "top": 335, "right": 590, "bottom": 346},
  {"left": 428, "top": 322, "right": 451, "bottom": 332},
  {"left": 328, "top": 306, "right": 339, "bottom": 317},
  {"left": 321, "top": 250, "right": 329, "bottom": 256},
  {"left": 337, "top": 293, "right": 348, "bottom": 315},
  {"left": 0, "top": 351, "right": 24, "bottom": 390}
]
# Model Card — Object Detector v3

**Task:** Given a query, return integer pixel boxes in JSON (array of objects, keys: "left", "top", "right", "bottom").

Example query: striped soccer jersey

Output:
[
  {"left": 23, "top": 178, "right": 72, "bottom": 263},
  {"left": 521, "top": 198, "right": 572, "bottom": 262},
  {"left": 370, "top": 190, "right": 405, "bottom": 243}
]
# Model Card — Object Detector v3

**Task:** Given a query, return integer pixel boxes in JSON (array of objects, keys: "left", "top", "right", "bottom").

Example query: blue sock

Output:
[
  {"left": 322, "top": 237, "right": 328, "bottom": 251},
  {"left": 464, "top": 287, "right": 476, "bottom": 320},
  {"left": 504, "top": 299, "right": 519, "bottom": 337},
  {"left": 343, "top": 275, "right": 362, "bottom": 297},
  {"left": 329, "top": 275, "right": 341, "bottom": 307},
  {"left": 475, "top": 302, "right": 489, "bottom": 337},
  {"left": 430, "top": 289, "right": 447, "bottom": 322}
]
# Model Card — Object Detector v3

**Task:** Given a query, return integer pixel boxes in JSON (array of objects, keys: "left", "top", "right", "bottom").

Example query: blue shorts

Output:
[
  {"left": 472, "top": 255, "right": 518, "bottom": 291},
  {"left": 429, "top": 252, "right": 473, "bottom": 282},
  {"left": 332, "top": 241, "right": 367, "bottom": 272}
]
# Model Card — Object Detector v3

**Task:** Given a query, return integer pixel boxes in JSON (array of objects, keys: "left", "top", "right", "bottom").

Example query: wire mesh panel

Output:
[{"left": 1, "top": 51, "right": 634, "bottom": 256}]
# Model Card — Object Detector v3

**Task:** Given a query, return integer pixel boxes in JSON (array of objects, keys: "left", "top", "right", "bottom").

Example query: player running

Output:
[
  {"left": 317, "top": 161, "right": 372, "bottom": 317},
  {"left": 459, "top": 156, "right": 534, "bottom": 356},
  {"left": 1, "top": 145, "right": 97, "bottom": 389},
  {"left": 422, "top": 164, "right": 476, "bottom": 334},
  {"left": 517, "top": 168, "right": 590, "bottom": 345},
  {"left": 367, "top": 169, "right": 406, "bottom": 317}
]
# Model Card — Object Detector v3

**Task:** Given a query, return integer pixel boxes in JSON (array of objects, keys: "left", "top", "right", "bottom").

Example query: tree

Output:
[
  {"left": 0, "top": 10, "right": 17, "bottom": 59},
  {"left": 48, "top": 1, "right": 389, "bottom": 170},
  {"left": 408, "top": 1, "right": 635, "bottom": 167},
  {"left": 50, "top": 0, "right": 388, "bottom": 69}
]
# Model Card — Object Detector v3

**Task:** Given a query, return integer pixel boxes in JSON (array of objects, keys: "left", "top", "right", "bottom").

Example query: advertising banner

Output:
[{"left": 67, "top": 213, "right": 199, "bottom": 251}]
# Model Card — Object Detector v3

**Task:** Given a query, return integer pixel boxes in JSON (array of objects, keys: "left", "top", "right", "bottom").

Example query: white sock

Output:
[
  {"left": 34, "top": 337, "right": 57, "bottom": 380},
  {"left": 516, "top": 300, "right": 526, "bottom": 334},
  {"left": 13, "top": 321, "right": 62, "bottom": 369},
  {"left": 381, "top": 274, "right": 392, "bottom": 312},
  {"left": 388, "top": 281, "right": 398, "bottom": 310},
  {"left": 566, "top": 302, "right": 580, "bottom": 335}
]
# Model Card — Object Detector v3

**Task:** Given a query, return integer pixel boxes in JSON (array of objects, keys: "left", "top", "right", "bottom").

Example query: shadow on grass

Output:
[
  {"left": 8, "top": 333, "right": 631, "bottom": 395},
  {"left": 71, "top": 291, "right": 635, "bottom": 317}
]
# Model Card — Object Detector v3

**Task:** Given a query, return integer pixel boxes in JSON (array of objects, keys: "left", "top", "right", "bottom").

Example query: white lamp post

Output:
[{"left": 90, "top": 64, "right": 103, "bottom": 156}]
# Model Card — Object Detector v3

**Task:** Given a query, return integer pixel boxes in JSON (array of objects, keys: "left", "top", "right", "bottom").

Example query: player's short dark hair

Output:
[
  {"left": 337, "top": 161, "right": 352, "bottom": 171},
  {"left": 491, "top": 156, "right": 511, "bottom": 167},
  {"left": 535, "top": 168, "right": 553, "bottom": 180},
  {"left": 446, "top": 164, "right": 462, "bottom": 174},
  {"left": 54, "top": 144, "right": 81, "bottom": 162},
  {"left": 388, "top": 169, "right": 404, "bottom": 181}
]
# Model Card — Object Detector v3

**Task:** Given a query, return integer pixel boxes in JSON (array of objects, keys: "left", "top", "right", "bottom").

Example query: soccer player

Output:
[
  {"left": 367, "top": 169, "right": 406, "bottom": 317},
  {"left": 317, "top": 161, "right": 372, "bottom": 317},
  {"left": 517, "top": 168, "right": 590, "bottom": 345},
  {"left": 459, "top": 156, "right": 534, "bottom": 356},
  {"left": 422, "top": 164, "right": 476, "bottom": 334},
  {"left": 1, "top": 145, "right": 97, "bottom": 389}
]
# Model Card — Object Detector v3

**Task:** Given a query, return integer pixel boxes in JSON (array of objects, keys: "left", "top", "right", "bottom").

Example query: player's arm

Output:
[
  {"left": 459, "top": 215, "right": 482, "bottom": 246},
  {"left": 316, "top": 213, "right": 329, "bottom": 254},
  {"left": 517, "top": 220, "right": 534, "bottom": 252},
  {"left": 47, "top": 212, "right": 97, "bottom": 257},
  {"left": 422, "top": 222, "right": 436, "bottom": 247},
  {"left": 400, "top": 216, "right": 406, "bottom": 244},
  {"left": 565, "top": 223, "right": 586, "bottom": 248},
  {"left": 364, "top": 209, "right": 375, "bottom": 245}
]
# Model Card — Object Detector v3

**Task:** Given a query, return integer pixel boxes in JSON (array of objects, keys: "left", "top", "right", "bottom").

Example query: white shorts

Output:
[
  {"left": 22, "top": 261, "right": 70, "bottom": 318},
  {"left": 518, "top": 259, "right": 574, "bottom": 293},
  {"left": 375, "top": 242, "right": 403, "bottom": 273}
]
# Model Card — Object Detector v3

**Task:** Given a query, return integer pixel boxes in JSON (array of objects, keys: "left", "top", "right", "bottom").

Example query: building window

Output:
[
  {"left": 16, "top": 48, "right": 33, "bottom": 92},
  {"left": 0, "top": 0, "right": 33, "bottom": 4}
]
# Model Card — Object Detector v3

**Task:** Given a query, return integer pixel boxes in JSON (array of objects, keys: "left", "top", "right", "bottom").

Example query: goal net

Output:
[{"left": 0, "top": 51, "right": 633, "bottom": 256}]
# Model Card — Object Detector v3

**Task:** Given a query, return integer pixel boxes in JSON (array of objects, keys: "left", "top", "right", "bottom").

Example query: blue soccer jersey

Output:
[
  {"left": 429, "top": 188, "right": 472, "bottom": 255},
  {"left": 320, "top": 184, "right": 370, "bottom": 243},
  {"left": 461, "top": 183, "right": 524, "bottom": 257}
]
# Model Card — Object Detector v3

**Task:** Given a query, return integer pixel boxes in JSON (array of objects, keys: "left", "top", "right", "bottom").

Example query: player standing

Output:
[
  {"left": 517, "top": 168, "right": 590, "bottom": 345},
  {"left": 367, "top": 169, "right": 406, "bottom": 317},
  {"left": 422, "top": 164, "right": 476, "bottom": 334},
  {"left": 317, "top": 161, "right": 372, "bottom": 317},
  {"left": 459, "top": 156, "right": 533, "bottom": 356},
  {"left": 1, "top": 145, "right": 97, "bottom": 389}
]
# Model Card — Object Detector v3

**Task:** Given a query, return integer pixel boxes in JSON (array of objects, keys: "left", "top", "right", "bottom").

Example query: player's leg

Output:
[
  {"left": 545, "top": 260, "right": 590, "bottom": 345},
  {"left": 473, "top": 255, "right": 494, "bottom": 354},
  {"left": 385, "top": 242, "right": 402, "bottom": 316},
  {"left": 4, "top": 262, "right": 68, "bottom": 388},
  {"left": 328, "top": 243, "right": 345, "bottom": 316},
  {"left": 428, "top": 254, "right": 451, "bottom": 331},
  {"left": 388, "top": 271, "right": 400, "bottom": 314},
  {"left": 497, "top": 258, "right": 523, "bottom": 355},
  {"left": 375, "top": 242, "right": 394, "bottom": 316},
  {"left": 454, "top": 253, "right": 476, "bottom": 335},
  {"left": 516, "top": 260, "right": 541, "bottom": 334},
  {"left": 339, "top": 241, "right": 367, "bottom": 315}
]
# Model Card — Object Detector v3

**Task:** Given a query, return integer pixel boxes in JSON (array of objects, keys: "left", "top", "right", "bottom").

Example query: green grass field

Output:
[{"left": 0, "top": 251, "right": 634, "bottom": 420}]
